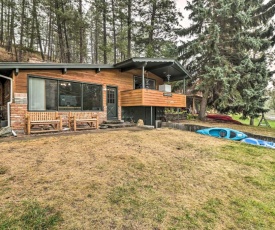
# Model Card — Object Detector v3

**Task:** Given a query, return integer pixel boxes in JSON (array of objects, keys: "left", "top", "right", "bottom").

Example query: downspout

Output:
[{"left": 0, "top": 74, "right": 13, "bottom": 127}]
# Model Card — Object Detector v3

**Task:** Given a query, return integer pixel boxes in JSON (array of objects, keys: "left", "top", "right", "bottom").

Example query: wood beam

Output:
[{"left": 119, "top": 62, "right": 146, "bottom": 72}]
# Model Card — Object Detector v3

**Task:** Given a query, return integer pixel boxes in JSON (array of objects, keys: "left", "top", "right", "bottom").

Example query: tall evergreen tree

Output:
[
  {"left": 178, "top": 0, "right": 274, "bottom": 122},
  {"left": 135, "top": 0, "right": 182, "bottom": 57}
]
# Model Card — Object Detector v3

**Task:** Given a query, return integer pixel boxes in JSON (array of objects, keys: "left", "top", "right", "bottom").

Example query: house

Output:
[{"left": 0, "top": 57, "right": 190, "bottom": 133}]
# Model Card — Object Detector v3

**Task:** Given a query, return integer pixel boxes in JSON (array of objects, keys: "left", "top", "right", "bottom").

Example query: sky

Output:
[{"left": 175, "top": 0, "right": 190, "bottom": 27}]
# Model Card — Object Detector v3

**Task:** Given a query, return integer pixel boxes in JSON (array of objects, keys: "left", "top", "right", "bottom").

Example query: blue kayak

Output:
[
  {"left": 196, "top": 127, "right": 247, "bottom": 141},
  {"left": 241, "top": 138, "right": 275, "bottom": 149}
]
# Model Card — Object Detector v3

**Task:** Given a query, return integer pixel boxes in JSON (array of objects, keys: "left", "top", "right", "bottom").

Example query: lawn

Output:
[
  {"left": 0, "top": 128, "right": 275, "bottom": 229},
  {"left": 231, "top": 114, "right": 275, "bottom": 128}
]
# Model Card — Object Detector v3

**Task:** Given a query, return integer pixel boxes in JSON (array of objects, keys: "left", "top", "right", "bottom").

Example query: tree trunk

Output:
[
  {"left": 79, "top": 0, "right": 83, "bottom": 63},
  {"left": 147, "top": 0, "right": 156, "bottom": 57},
  {"left": 19, "top": 0, "right": 26, "bottom": 61},
  {"left": 61, "top": 1, "right": 71, "bottom": 63},
  {"left": 55, "top": 0, "right": 65, "bottom": 62},
  {"left": 111, "top": 0, "right": 117, "bottom": 63},
  {"left": 47, "top": 5, "right": 53, "bottom": 61},
  {"left": 30, "top": 0, "right": 36, "bottom": 50},
  {"left": 6, "top": 3, "right": 11, "bottom": 52},
  {"left": 90, "top": 29, "right": 94, "bottom": 63},
  {"left": 249, "top": 117, "right": 254, "bottom": 126},
  {"left": 12, "top": 22, "right": 18, "bottom": 62},
  {"left": 103, "top": 0, "right": 107, "bottom": 64},
  {"left": 199, "top": 88, "right": 209, "bottom": 121},
  {"left": 0, "top": 0, "right": 4, "bottom": 46},
  {"left": 95, "top": 15, "right": 98, "bottom": 64},
  {"left": 127, "top": 0, "right": 131, "bottom": 59},
  {"left": 33, "top": 0, "right": 44, "bottom": 61},
  {"left": 90, "top": 14, "right": 94, "bottom": 64}
]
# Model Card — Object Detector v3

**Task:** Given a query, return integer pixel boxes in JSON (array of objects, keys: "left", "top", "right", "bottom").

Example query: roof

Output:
[
  {"left": 114, "top": 57, "right": 190, "bottom": 81},
  {"left": 0, "top": 58, "right": 190, "bottom": 81},
  {"left": 0, "top": 62, "right": 113, "bottom": 76}
]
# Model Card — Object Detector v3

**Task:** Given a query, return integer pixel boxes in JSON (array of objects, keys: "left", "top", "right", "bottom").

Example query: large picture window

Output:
[
  {"left": 28, "top": 76, "right": 102, "bottom": 111},
  {"left": 134, "top": 75, "right": 156, "bottom": 89},
  {"left": 59, "top": 81, "right": 81, "bottom": 110}
]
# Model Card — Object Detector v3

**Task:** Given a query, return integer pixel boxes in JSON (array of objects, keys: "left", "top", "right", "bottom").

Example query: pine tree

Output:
[
  {"left": 134, "top": 0, "right": 182, "bottom": 57},
  {"left": 178, "top": 0, "right": 274, "bottom": 122}
]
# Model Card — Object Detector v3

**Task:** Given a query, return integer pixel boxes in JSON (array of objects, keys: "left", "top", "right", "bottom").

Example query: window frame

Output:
[{"left": 27, "top": 75, "right": 103, "bottom": 112}]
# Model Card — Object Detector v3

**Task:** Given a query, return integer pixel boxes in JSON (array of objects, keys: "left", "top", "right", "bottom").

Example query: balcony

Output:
[{"left": 120, "top": 89, "right": 186, "bottom": 108}]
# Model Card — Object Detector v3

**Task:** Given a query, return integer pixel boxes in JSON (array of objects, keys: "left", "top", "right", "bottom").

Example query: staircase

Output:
[{"left": 100, "top": 120, "right": 136, "bottom": 129}]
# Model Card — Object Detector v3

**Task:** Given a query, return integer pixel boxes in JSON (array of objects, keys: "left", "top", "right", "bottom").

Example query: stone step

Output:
[
  {"left": 103, "top": 120, "right": 123, "bottom": 124},
  {"left": 100, "top": 122, "right": 136, "bottom": 129}
]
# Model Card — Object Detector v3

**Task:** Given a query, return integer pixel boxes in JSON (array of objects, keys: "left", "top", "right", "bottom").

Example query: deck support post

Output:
[
  {"left": 142, "top": 62, "right": 147, "bottom": 89},
  {"left": 151, "top": 106, "right": 153, "bottom": 126},
  {"left": 192, "top": 97, "right": 195, "bottom": 115},
  {"left": 183, "top": 77, "right": 186, "bottom": 94}
]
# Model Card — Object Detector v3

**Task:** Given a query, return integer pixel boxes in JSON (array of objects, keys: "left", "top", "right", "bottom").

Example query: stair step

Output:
[
  {"left": 100, "top": 122, "right": 136, "bottom": 129},
  {"left": 103, "top": 120, "right": 123, "bottom": 124}
]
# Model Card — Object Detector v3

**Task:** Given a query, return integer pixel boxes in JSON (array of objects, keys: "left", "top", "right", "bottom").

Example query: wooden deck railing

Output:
[{"left": 121, "top": 89, "right": 186, "bottom": 107}]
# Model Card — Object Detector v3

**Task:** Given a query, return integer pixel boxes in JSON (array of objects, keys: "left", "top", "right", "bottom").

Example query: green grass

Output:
[
  {"left": 217, "top": 143, "right": 275, "bottom": 229},
  {"left": 0, "top": 200, "right": 62, "bottom": 229},
  {"left": 231, "top": 114, "right": 275, "bottom": 128}
]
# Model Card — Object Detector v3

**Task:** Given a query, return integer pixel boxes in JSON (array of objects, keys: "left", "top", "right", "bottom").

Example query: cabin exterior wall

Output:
[{"left": 10, "top": 69, "right": 165, "bottom": 132}]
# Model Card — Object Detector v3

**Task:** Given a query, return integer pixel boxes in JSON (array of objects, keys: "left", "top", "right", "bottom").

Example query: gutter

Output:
[{"left": 0, "top": 74, "right": 13, "bottom": 127}]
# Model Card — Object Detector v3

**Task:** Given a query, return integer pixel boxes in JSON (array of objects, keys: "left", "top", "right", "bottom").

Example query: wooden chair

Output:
[
  {"left": 25, "top": 111, "right": 62, "bottom": 135},
  {"left": 68, "top": 112, "right": 98, "bottom": 131}
]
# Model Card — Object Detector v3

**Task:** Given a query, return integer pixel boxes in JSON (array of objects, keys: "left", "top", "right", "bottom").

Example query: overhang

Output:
[
  {"left": 114, "top": 57, "right": 191, "bottom": 81},
  {"left": 0, "top": 58, "right": 191, "bottom": 81},
  {"left": 0, "top": 62, "right": 114, "bottom": 76}
]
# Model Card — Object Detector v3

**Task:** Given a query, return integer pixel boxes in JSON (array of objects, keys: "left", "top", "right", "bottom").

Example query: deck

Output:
[{"left": 120, "top": 89, "right": 186, "bottom": 107}]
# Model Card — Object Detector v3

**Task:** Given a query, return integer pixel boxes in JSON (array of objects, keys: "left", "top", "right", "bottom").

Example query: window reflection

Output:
[{"left": 134, "top": 75, "right": 156, "bottom": 89}]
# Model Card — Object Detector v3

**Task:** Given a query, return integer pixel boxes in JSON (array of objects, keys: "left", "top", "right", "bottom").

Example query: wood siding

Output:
[
  {"left": 13, "top": 69, "right": 164, "bottom": 107},
  {"left": 121, "top": 89, "right": 186, "bottom": 107}
]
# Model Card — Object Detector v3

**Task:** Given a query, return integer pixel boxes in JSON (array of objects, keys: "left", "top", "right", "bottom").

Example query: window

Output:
[
  {"left": 83, "top": 84, "right": 102, "bottom": 110},
  {"left": 107, "top": 88, "right": 115, "bottom": 104},
  {"left": 46, "top": 80, "right": 58, "bottom": 110},
  {"left": 59, "top": 81, "right": 81, "bottom": 110},
  {"left": 134, "top": 75, "right": 156, "bottom": 89},
  {"left": 29, "top": 78, "right": 46, "bottom": 110},
  {"left": 28, "top": 76, "right": 102, "bottom": 111}
]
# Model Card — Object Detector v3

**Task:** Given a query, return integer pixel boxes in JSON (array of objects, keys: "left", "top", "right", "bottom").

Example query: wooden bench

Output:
[
  {"left": 68, "top": 112, "right": 99, "bottom": 131},
  {"left": 25, "top": 112, "right": 63, "bottom": 135}
]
